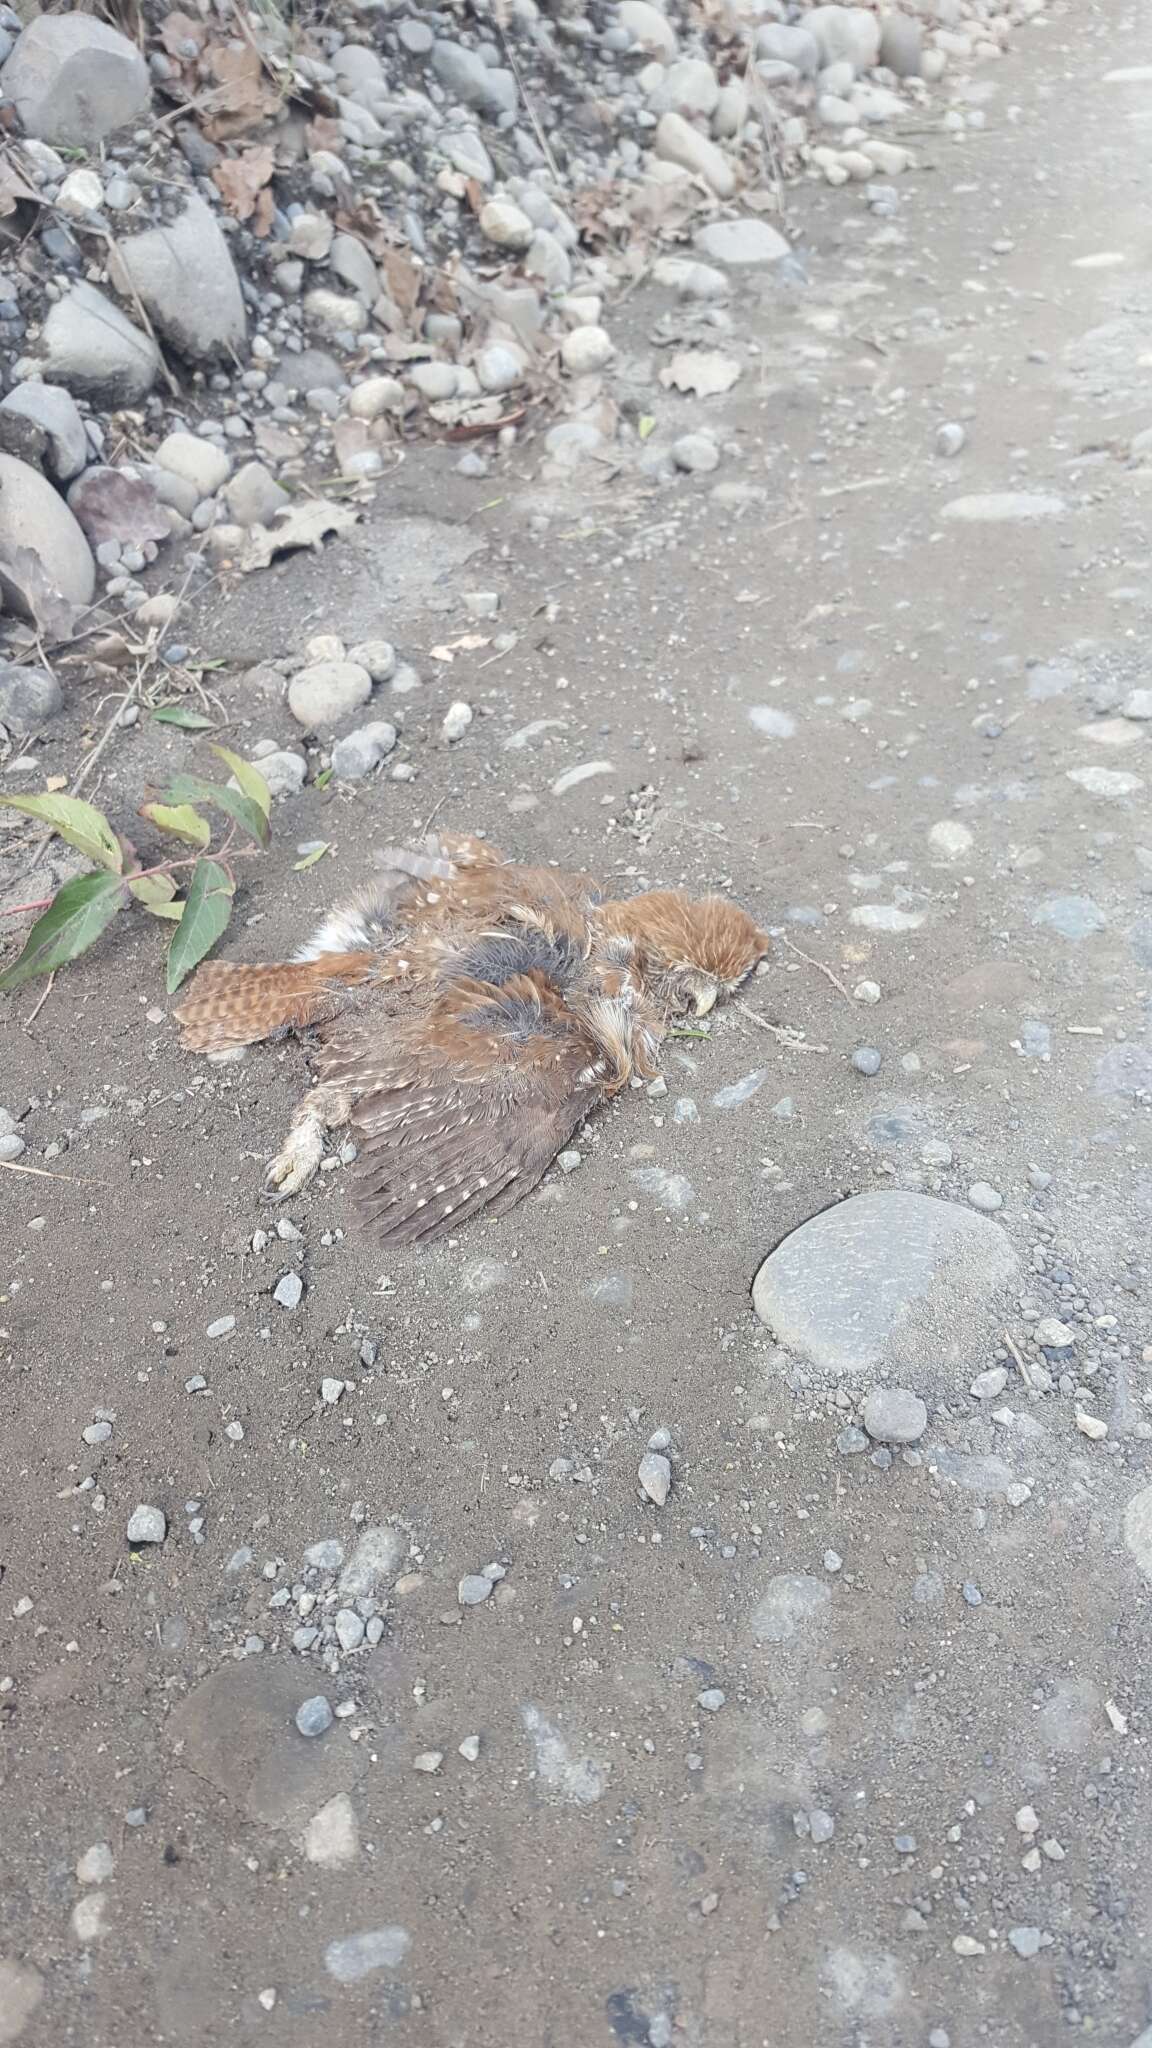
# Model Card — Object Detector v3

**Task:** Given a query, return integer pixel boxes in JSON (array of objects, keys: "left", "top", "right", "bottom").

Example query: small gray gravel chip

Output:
[
  {"left": 967, "top": 1180, "right": 1003, "bottom": 1213},
  {"left": 206, "top": 1315, "right": 236, "bottom": 1338},
  {"left": 638, "top": 1451, "right": 672, "bottom": 1505},
  {"left": 1008, "top": 1926, "right": 1043, "bottom": 1959},
  {"left": 837, "top": 1425, "right": 869, "bottom": 1455},
  {"left": 126, "top": 1504, "right": 166, "bottom": 1545},
  {"left": 862, "top": 1388, "right": 928, "bottom": 1445},
  {"left": 851, "top": 1046, "right": 882, "bottom": 1076},
  {"left": 962, "top": 1581, "right": 983, "bottom": 1606},
  {"left": 295, "top": 1694, "right": 334, "bottom": 1738},
  {"left": 458, "top": 1573, "right": 493, "bottom": 1606},
  {"left": 273, "top": 1271, "right": 304, "bottom": 1310},
  {"left": 697, "top": 1688, "right": 726, "bottom": 1712},
  {"left": 809, "top": 1809, "right": 835, "bottom": 1843},
  {"left": 83, "top": 1421, "right": 112, "bottom": 1445}
]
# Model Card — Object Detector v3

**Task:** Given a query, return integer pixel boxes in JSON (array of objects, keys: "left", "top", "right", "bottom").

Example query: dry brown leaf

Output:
[
  {"left": 0, "top": 152, "right": 41, "bottom": 217},
  {"left": 159, "top": 10, "right": 206, "bottom": 58},
  {"left": 429, "top": 634, "right": 491, "bottom": 661},
  {"left": 379, "top": 245, "right": 421, "bottom": 326},
  {"left": 306, "top": 113, "right": 345, "bottom": 155},
  {"left": 238, "top": 499, "right": 362, "bottom": 574},
  {"left": 202, "top": 42, "right": 280, "bottom": 141},
  {"left": 212, "top": 143, "right": 275, "bottom": 223}
]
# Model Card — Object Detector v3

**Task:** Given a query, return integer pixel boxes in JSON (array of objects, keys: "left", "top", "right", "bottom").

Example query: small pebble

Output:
[
  {"left": 809, "top": 1809, "right": 835, "bottom": 1843},
  {"left": 967, "top": 1181, "right": 1003, "bottom": 1213},
  {"left": 413, "top": 1750, "right": 443, "bottom": 1773},
  {"left": 696, "top": 1688, "right": 726, "bottom": 1712},
  {"left": 458, "top": 1574, "right": 493, "bottom": 1607},
  {"left": 126, "top": 1505, "right": 166, "bottom": 1546},
  {"left": 295, "top": 1695, "right": 334, "bottom": 1738},
  {"left": 273, "top": 1271, "right": 304, "bottom": 1310},
  {"left": 862, "top": 1388, "right": 927, "bottom": 1445},
  {"left": 851, "top": 1046, "right": 882, "bottom": 1076},
  {"left": 458, "top": 1735, "right": 481, "bottom": 1762},
  {"left": 936, "top": 421, "right": 967, "bottom": 457},
  {"left": 206, "top": 1315, "right": 236, "bottom": 1338},
  {"left": 853, "top": 980, "right": 881, "bottom": 1004},
  {"left": 961, "top": 1581, "right": 983, "bottom": 1607},
  {"left": 638, "top": 1451, "right": 672, "bottom": 1506}
]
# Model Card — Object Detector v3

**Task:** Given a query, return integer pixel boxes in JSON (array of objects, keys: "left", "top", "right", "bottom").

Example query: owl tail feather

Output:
[{"left": 173, "top": 952, "right": 375, "bottom": 1053}]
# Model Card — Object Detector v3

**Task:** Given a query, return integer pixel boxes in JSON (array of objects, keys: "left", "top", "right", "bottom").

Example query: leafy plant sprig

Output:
[{"left": 0, "top": 747, "right": 271, "bottom": 996}]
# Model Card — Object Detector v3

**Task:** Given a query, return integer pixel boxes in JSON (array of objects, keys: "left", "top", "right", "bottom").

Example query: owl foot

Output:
[{"left": 264, "top": 1116, "right": 325, "bottom": 1198}]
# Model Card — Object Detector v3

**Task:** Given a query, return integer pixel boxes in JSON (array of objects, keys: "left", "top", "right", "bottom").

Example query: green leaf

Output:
[
  {"left": 293, "top": 842, "right": 329, "bottom": 871},
  {"left": 139, "top": 801, "right": 211, "bottom": 848},
  {"left": 129, "top": 872, "right": 183, "bottom": 921},
  {"left": 152, "top": 703, "right": 215, "bottom": 731},
  {"left": 210, "top": 745, "right": 272, "bottom": 820},
  {"left": 314, "top": 768, "right": 333, "bottom": 790},
  {"left": 165, "top": 858, "right": 235, "bottom": 993},
  {"left": 164, "top": 774, "right": 270, "bottom": 848},
  {"left": 0, "top": 871, "right": 125, "bottom": 991},
  {"left": 0, "top": 794, "right": 122, "bottom": 872},
  {"left": 638, "top": 415, "right": 656, "bottom": 441}
]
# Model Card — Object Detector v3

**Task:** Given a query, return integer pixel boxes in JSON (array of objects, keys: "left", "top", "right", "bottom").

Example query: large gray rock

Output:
[
  {"left": 39, "top": 282, "right": 158, "bottom": 404},
  {"left": 752, "top": 1191, "right": 1019, "bottom": 1388},
  {"left": 108, "top": 196, "right": 247, "bottom": 361},
  {"left": 1, "top": 12, "right": 150, "bottom": 148},
  {"left": 0, "top": 450, "right": 95, "bottom": 614},
  {"left": 431, "top": 40, "right": 514, "bottom": 114},
  {"left": 878, "top": 10, "right": 923, "bottom": 76},
  {"left": 288, "top": 659, "right": 373, "bottom": 732},
  {"left": 754, "top": 23, "right": 820, "bottom": 73},
  {"left": 0, "top": 661, "right": 63, "bottom": 730},
  {"left": 0, "top": 382, "right": 89, "bottom": 482}
]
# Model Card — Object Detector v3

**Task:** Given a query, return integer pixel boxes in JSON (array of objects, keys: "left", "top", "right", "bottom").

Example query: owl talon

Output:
[{"left": 264, "top": 1119, "right": 324, "bottom": 1198}]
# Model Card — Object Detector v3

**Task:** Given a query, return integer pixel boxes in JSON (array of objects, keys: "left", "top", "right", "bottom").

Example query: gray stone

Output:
[
  {"left": 0, "top": 1958, "right": 44, "bottom": 2041},
  {"left": 1124, "top": 1483, "right": 1152, "bottom": 1585},
  {"left": 878, "top": 11, "right": 922, "bottom": 74},
  {"left": 0, "top": 1134, "right": 26, "bottom": 1162},
  {"left": 755, "top": 22, "right": 819, "bottom": 72},
  {"left": 295, "top": 1694, "right": 334, "bottom": 1738},
  {"left": 109, "top": 196, "right": 246, "bottom": 361},
  {"left": 432, "top": 39, "right": 506, "bottom": 113},
  {"left": 304, "top": 1539, "right": 344, "bottom": 1572},
  {"left": 653, "top": 112, "right": 735, "bottom": 199},
  {"left": 649, "top": 55, "right": 720, "bottom": 118},
  {"left": 1122, "top": 687, "right": 1152, "bottom": 720},
  {"left": 338, "top": 1524, "right": 402, "bottom": 1600},
  {"left": 458, "top": 1573, "right": 493, "bottom": 1606},
  {"left": 862, "top": 1387, "right": 927, "bottom": 1444},
  {"left": 0, "top": 382, "right": 88, "bottom": 482},
  {"left": 752, "top": 1191, "right": 1019, "bottom": 1385},
  {"left": 223, "top": 461, "right": 289, "bottom": 528},
  {"left": 619, "top": 0, "right": 678, "bottom": 58},
  {"left": 288, "top": 658, "right": 372, "bottom": 731},
  {"left": 347, "top": 640, "right": 396, "bottom": 683},
  {"left": 153, "top": 431, "right": 231, "bottom": 497},
  {"left": 126, "top": 1504, "right": 166, "bottom": 1545},
  {"left": 324, "top": 1927, "right": 411, "bottom": 1984},
  {"left": 651, "top": 256, "right": 730, "bottom": 301},
  {"left": 247, "top": 749, "right": 305, "bottom": 799},
  {"left": 302, "top": 1791, "right": 359, "bottom": 1867},
  {"left": 1031, "top": 893, "right": 1106, "bottom": 941},
  {"left": 0, "top": 450, "right": 95, "bottom": 613},
  {"left": 694, "top": 218, "right": 790, "bottom": 266},
  {"left": 2, "top": 13, "right": 150, "bottom": 147},
  {"left": 328, "top": 232, "right": 379, "bottom": 304},
  {"left": 273, "top": 1271, "right": 304, "bottom": 1310},
  {"left": 39, "top": 282, "right": 158, "bottom": 404},
  {"left": 673, "top": 433, "right": 720, "bottom": 474},
  {"left": 475, "top": 343, "right": 526, "bottom": 395},
  {"left": 478, "top": 198, "right": 534, "bottom": 252},
  {"left": 852, "top": 1047, "right": 882, "bottom": 1076},
  {"left": 967, "top": 1181, "right": 1003, "bottom": 1213},
  {"left": 0, "top": 661, "right": 62, "bottom": 729},
  {"left": 751, "top": 1573, "right": 831, "bottom": 1644},
  {"left": 440, "top": 128, "right": 495, "bottom": 184},
  {"left": 638, "top": 1451, "right": 672, "bottom": 1505},
  {"left": 1008, "top": 1927, "right": 1044, "bottom": 1960},
  {"left": 330, "top": 720, "right": 397, "bottom": 780},
  {"left": 333, "top": 1608, "right": 365, "bottom": 1651}
]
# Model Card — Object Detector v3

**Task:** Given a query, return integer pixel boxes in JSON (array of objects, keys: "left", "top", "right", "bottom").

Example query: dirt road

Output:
[{"left": 4, "top": 3, "right": 1152, "bottom": 2043}]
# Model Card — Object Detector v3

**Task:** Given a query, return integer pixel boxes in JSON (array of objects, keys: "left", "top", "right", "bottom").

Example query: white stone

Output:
[
  {"left": 560, "top": 326, "right": 615, "bottom": 374},
  {"left": 649, "top": 56, "right": 720, "bottom": 118},
  {"left": 154, "top": 432, "right": 232, "bottom": 496},
  {"left": 653, "top": 111, "right": 735, "bottom": 198},
  {"left": 57, "top": 167, "right": 104, "bottom": 217},
  {"left": 347, "top": 375, "right": 405, "bottom": 419},
  {"left": 478, "top": 200, "right": 534, "bottom": 251},
  {"left": 638, "top": 1451, "right": 672, "bottom": 1505},
  {"left": 619, "top": 0, "right": 678, "bottom": 60},
  {"left": 348, "top": 640, "right": 396, "bottom": 682},
  {"left": 929, "top": 820, "right": 973, "bottom": 858},
  {"left": 475, "top": 343, "right": 526, "bottom": 394},
  {"left": 76, "top": 1842, "right": 115, "bottom": 1884},
  {"left": 942, "top": 493, "right": 1066, "bottom": 522},
  {"left": 694, "top": 218, "right": 790, "bottom": 266},
  {"left": 302, "top": 1793, "right": 359, "bottom": 1867},
  {"left": 442, "top": 700, "right": 473, "bottom": 742},
  {"left": 1066, "top": 766, "right": 1144, "bottom": 798},
  {"left": 304, "top": 288, "right": 368, "bottom": 337},
  {"left": 807, "top": 5, "right": 881, "bottom": 71}
]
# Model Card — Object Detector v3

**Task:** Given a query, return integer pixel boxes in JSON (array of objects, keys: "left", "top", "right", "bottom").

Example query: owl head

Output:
[{"left": 600, "top": 891, "right": 770, "bottom": 1017}]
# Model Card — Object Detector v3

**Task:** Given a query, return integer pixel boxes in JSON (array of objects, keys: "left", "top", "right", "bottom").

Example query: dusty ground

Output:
[{"left": 4, "top": 2, "right": 1152, "bottom": 2043}]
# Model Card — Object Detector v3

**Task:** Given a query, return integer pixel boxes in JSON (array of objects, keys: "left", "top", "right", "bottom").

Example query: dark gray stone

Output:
[{"left": 0, "top": 660, "right": 62, "bottom": 728}]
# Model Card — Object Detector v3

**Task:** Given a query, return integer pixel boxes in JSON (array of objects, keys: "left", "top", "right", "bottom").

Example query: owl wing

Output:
[{"left": 314, "top": 973, "right": 605, "bottom": 1247}]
